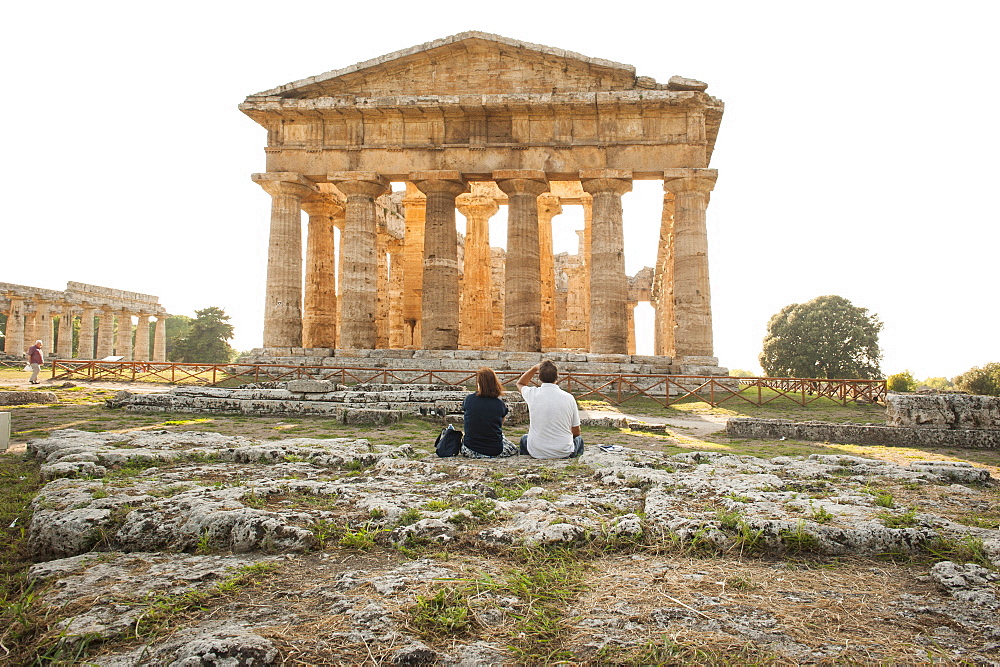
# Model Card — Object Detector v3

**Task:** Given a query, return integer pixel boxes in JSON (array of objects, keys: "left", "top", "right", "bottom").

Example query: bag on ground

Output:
[{"left": 435, "top": 424, "right": 463, "bottom": 458}]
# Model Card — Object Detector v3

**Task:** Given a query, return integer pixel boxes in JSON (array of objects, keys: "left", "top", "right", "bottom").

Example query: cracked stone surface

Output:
[{"left": 19, "top": 429, "right": 1000, "bottom": 664}]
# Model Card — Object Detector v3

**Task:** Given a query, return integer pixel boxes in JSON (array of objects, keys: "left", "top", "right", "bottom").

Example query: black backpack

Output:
[{"left": 434, "top": 425, "right": 463, "bottom": 457}]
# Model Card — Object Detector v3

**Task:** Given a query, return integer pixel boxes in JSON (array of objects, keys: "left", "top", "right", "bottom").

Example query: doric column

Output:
[
  {"left": 56, "top": 305, "right": 74, "bottom": 359},
  {"left": 4, "top": 297, "right": 25, "bottom": 356},
  {"left": 78, "top": 305, "right": 96, "bottom": 359},
  {"left": 581, "top": 169, "right": 633, "bottom": 354},
  {"left": 494, "top": 170, "right": 549, "bottom": 352},
  {"left": 328, "top": 172, "right": 390, "bottom": 349},
  {"left": 653, "top": 192, "right": 676, "bottom": 356},
  {"left": 376, "top": 231, "right": 391, "bottom": 348},
  {"left": 456, "top": 195, "right": 500, "bottom": 349},
  {"left": 627, "top": 300, "right": 638, "bottom": 355},
  {"left": 301, "top": 194, "right": 343, "bottom": 349},
  {"left": 95, "top": 308, "right": 115, "bottom": 359},
  {"left": 537, "top": 194, "right": 562, "bottom": 350},
  {"left": 253, "top": 173, "right": 318, "bottom": 348},
  {"left": 663, "top": 169, "right": 718, "bottom": 358},
  {"left": 387, "top": 239, "right": 406, "bottom": 348},
  {"left": 153, "top": 314, "right": 168, "bottom": 362},
  {"left": 401, "top": 183, "right": 426, "bottom": 348},
  {"left": 24, "top": 310, "right": 38, "bottom": 350},
  {"left": 134, "top": 313, "right": 151, "bottom": 361},
  {"left": 118, "top": 311, "right": 134, "bottom": 360},
  {"left": 36, "top": 302, "right": 54, "bottom": 352},
  {"left": 581, "top": 196, "right": 593, "bottom": 345},
  {"left": 410, "top": 171, "right": 468, "bottom": 350}
]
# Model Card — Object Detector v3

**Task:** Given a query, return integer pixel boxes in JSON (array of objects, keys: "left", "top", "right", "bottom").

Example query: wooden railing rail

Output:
[{"left": 48, "top": 359, "right": 887, "bottom": 407}]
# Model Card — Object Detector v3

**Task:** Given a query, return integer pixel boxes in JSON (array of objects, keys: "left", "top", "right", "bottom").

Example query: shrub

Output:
[
  {"left": 886, "top": 370, "right": 917, "bottom": 392},
  {"left": 953, "top": 362, "right": 1000, "bottom": 397}
]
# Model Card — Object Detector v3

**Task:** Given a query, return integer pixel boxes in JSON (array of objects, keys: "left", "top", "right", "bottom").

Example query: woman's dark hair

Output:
[
  {"left": 538, "top": 360, "right": 558, "bottom": 383},
  {"left": 475, "top": 367, "right": 504, "bottom": 398}
]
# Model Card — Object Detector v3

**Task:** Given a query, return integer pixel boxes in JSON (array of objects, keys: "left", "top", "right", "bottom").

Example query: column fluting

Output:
[{"left": 301, "top": 195, "right": 343, "bottom": 349}]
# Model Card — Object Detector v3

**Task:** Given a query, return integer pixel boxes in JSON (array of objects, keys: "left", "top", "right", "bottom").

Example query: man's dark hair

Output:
[{"left": 538, "top": 360, "right": 558, "bottom": 383}]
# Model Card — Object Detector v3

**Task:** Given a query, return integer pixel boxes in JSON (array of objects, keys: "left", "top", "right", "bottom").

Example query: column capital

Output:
[
  {"left": 301, "top": 193, "right": 345, "bottom": 219},
  {"left": 409, "top": 171, "right": 468, "bottom": 197},
  {"left": 537, "top": 194, "right": 563, "bottom": 217},
  {"left": 252, "top": 172, "right": 318, "bottom": 199},
  {"left": 494, "top": 170, "right": 549, "bottom": 196},
  {"left": 328, "top": 172, "right": 390, "bottom": 199},
  {"left": 581, "top": 169, "right": 633, "bottom": 197},
  {"left": 456, "top": 194, "right": 500, "bottom": 219},
  {"left": 662, "top": 168, "right": 718, "bottom": 196}
]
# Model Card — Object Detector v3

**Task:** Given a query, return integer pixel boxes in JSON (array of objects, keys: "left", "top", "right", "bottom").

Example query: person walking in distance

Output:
[
  {"left": 27, "top": 339, "right": 44, "bottom": 385},
  {"left": 516, "top": 360, "right": 584, "bottom": 459}
]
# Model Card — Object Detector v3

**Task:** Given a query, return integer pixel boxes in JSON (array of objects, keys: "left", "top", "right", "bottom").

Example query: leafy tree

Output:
[
  {"left": 886, "top": 370, "right": 917, "bottom": 392},
  {"left": 165, "top": 315, "right": 193, "bottom": 361},
  {"left": 169, "top": 308, "right": 234, "bottom": 363},
  {"left": 953, "top": 362, "right": 1000, "bottom": 397},
  {"left": 920, "top": 377, "right": 953, "bottom": 391},
  {"left": 760, "top": 295, "right": 882, "bottom": 379}
]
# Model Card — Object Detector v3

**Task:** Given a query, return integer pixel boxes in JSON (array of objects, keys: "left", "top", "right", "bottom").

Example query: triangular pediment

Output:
[{"left": 253, "top": 31, "right": 639, "bottom": 99}]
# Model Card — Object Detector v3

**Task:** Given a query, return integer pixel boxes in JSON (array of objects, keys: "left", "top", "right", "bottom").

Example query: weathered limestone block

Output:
[
  {"left": 0, "top": 390, "right": 58, "bottom": 405},
  {"left": 727, "top": 417, "right": 1000, "bottom": 450},
  {"left": 287, "top": 379, "right": 337, "bottom": 393},
  {"left": 887, "top": 393, "right": 1000, "bottom": 430}
]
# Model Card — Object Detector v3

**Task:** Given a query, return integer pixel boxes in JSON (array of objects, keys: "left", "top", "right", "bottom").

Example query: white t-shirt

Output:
[{"left": 520, "top": 383, "right": 581, "bottom": 459}]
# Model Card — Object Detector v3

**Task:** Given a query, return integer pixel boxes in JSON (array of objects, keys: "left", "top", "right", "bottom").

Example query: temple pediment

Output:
[{"left": 252, "top": 32, "right": 645, "bottom": 99}]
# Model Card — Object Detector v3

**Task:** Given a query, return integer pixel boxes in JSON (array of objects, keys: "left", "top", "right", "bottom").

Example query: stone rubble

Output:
[{"left": 18, "top": 429, "right": 1000, "bottom": 663}]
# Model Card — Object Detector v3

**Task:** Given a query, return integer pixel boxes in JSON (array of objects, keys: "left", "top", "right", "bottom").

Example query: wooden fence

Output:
[{"left": 48, "top": 359, "right": 887, "bottom": 407}]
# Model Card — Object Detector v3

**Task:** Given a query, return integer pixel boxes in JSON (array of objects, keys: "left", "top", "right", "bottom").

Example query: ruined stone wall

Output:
[
  {"left": 886, "top": 393, "right": 1000, "bottom": 430},
  {"left": 726, "top": 417, "right": 1000, "bottom": 449}
]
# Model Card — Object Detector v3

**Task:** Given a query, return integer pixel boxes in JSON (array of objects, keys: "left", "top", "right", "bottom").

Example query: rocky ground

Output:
[{"left": 1, "top": 377, "right": 999, "bottom": 664}]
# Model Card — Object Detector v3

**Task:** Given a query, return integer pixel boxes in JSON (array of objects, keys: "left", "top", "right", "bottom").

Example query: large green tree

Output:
[
  {"left": 169, "top": 308, "right": 234, "bottom": 363},
  {"left": 760, "top": 295, "right": 883, "bottom": 379},
  {"left": 953, "top": 362, "right": 1000, "bottom": 396}
]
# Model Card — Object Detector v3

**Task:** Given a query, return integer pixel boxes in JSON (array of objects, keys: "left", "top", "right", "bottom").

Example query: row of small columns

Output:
[
  {"left": 2, "top": 298, "right": 168, "bottom": 361},
  {"left": 256, "top": 168, "right": 716, "bottom": 356}
]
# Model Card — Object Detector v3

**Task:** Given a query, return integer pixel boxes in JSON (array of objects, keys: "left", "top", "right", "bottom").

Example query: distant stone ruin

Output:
[
  {"left": 728, "top": 393, "right": 1000, "bottom": 448},
  {"left": 1, "top": 281, "right": 168, "bottom": 361}
]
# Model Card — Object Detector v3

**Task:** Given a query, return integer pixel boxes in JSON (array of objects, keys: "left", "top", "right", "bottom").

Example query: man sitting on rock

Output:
[{"left": 516, "top": 360, "right": 584, "bottom": 459}]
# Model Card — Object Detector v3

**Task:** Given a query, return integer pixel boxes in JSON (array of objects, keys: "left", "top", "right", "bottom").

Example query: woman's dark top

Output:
[{"left": 462, "top": 393, "right": 509, "bottom": 456}]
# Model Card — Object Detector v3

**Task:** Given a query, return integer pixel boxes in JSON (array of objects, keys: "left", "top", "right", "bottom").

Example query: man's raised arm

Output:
[{"left": 516, "top": 363, "right": 541, "bottom": 389}]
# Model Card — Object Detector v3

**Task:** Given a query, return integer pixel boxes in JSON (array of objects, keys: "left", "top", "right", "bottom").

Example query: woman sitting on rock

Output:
[{"left": 461, "top": 367, "right": 518, "bottom": 458}]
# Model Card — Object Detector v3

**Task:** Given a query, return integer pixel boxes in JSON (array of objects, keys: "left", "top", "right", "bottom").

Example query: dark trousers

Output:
[{"left": 519, "top": 434, "right": 584, "bottom": 458}]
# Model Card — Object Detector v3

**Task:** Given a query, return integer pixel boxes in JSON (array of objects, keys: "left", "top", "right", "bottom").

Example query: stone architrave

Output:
[
  {"left": 153, "top": 315, "right": 168, "bottom": 362},
  {"left": 663, "top": 169, "right": 718, "bottom": 359},
  {"left": 387, "top": 239, "right": 405, "bottom": 348},
  {"left": 495, "top": 170, "right": 549, "bottom": 352},
  {"left": 411, "top": 172, "right": 468, "bottom": 350},
  {"left": 401, "top": 184, "right": 426, "bottom": 349},
  {"left": 581, "top": 169, "right": 632, "bottom": 354},
  {"left": 537, "top": 194, "right": 562, "bottom": 350},
  {"left": 456, "top": 195, "right": 499, "bottom": 349},
  {"left": 4, "top": 298, "right": 25, "bottom": 356},
  {"left": 133, "top": 313, "right": 151, "bottom": 362},
  {"left": 653, "top": 192, "right": 676, "bottom": 356},
  {"left": 301, "top": 194, "right": 343, "bottom": 348},
  {"left": 328, "top": 172, "right": 390, "bottom": 349},
  {"left": 78, "top": 306, "right": 96, "bottom": 359},
  {"left": 95, "top": 308, "right": 115, "bottom": 359},
  {"left": 56, "top": 305, "right": 74, "bottom": 359},
  {"left": 253, "top": 173, "right": 318, "bottom": 348}
]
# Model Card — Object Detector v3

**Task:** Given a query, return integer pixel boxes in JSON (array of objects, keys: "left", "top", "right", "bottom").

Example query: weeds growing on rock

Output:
[
  {"left": 339, "top": 523, "right": 383, "bottom": 551},
  {"left": 926, "top": 534, "right": 992, "bottom": 568},
  {"left": 779, "top": 520, "right": 819, "bottom": 552},
  {"left": 879, "top": 507, "right": 919, "bottom": 528}
]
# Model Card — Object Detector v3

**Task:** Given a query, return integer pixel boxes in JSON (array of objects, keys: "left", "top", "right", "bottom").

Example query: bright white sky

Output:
[{"left": 2, "top": 1, "right": 996, "bottom": 379}]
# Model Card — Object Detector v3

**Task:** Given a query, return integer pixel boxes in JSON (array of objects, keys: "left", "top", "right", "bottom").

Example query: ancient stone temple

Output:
[
  {"left": 241, "top": 32, "right": 724, "bottom": 370},
  {"left": 0, "top": 282, "right": 169, "bottom": 361}
]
